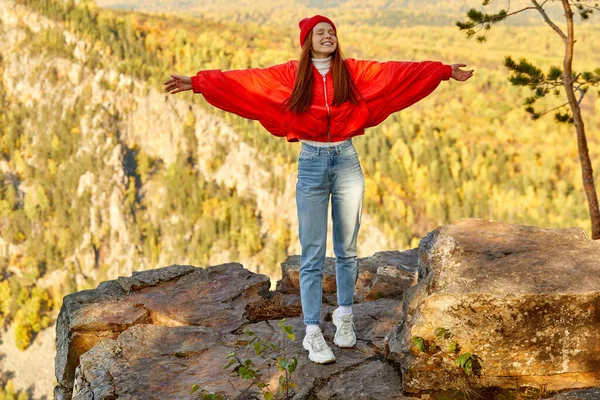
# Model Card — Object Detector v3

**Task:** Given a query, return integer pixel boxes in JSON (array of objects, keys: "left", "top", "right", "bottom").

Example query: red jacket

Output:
[{"left": 191, "top": 59, "right": 452, "bottom": 142}]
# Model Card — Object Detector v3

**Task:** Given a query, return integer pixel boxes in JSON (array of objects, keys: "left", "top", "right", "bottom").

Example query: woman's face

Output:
[{"left": 311, "top": 22, "right": 337, "bottom": 59}]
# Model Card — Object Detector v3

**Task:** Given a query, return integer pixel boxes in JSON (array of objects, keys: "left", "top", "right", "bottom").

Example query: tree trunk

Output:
[{"left": 561, "top": 0, "right": 600, "bottom": 239}]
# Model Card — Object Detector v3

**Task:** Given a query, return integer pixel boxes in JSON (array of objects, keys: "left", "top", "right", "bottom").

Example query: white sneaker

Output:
[
  {"left": 302, "top": 330, "right": 336, "bottom": 364},
  {"left": 332, "top": 308, "right": 356, "bottom": 348}
]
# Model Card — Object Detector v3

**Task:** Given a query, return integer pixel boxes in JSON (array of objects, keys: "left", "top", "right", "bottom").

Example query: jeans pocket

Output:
[
  {"left": 339, "top": 145, "right": 358, "bottom": 160},
  {"left": 299, "top": 149, "right": 317, "bottom": 161}
]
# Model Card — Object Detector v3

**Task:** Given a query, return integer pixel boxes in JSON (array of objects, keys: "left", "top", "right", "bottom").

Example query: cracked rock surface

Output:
[
  {"left": 55, "top": 262, "right": 270, "bottom": 398},
  {"left": 55, "top": 255, "right": 415, "bottom": 399},
  {"left": 69, "top": 312, "right": 412, "bottom": 400}
]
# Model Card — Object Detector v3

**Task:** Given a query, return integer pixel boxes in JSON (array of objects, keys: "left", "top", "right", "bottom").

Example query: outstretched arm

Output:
[
  {"left": 347, "top": 59, "right": 473, "bottom": 127},
  {"left": 164, "top": 62, "right": 296, "bottom": 122}
]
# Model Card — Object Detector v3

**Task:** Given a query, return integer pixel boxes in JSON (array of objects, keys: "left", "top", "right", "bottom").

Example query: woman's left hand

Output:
[
  {"left": 164, "top": 74, "right": 193, "bottom": 94},
  {"left": 450, "top": 64, "right": 474, "bottom": 81}
]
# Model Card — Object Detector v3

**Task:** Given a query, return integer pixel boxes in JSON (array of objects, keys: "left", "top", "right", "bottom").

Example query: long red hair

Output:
[{"left": 285, "top": 30, "right": 359, "bottom": 114}]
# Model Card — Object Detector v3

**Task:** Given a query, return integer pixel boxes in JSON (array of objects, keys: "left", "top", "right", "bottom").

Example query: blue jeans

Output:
[{"left": 296, "top": 139, "right": 365, "bottom": 325}]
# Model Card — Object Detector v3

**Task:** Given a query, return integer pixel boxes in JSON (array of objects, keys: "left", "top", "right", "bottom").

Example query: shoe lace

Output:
[
  {"left": 309, "top": 332, "right": 328, "bottom": 352},
  {"left": 339, "top": 315, "right": 355, "bottom": 336}
]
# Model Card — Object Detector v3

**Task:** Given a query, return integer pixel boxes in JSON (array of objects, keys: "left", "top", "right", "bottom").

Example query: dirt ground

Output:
[{"left": 0, "top": 323, "right": 56, "bottom": 400}]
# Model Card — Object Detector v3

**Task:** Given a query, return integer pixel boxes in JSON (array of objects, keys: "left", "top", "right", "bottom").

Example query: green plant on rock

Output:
[
  {"left": 455, "top": 352, "right": 483, "bottom": 377},
  {"left": 412, "top": 328, "right": 485, "bottom": 399},
  {"left": 412, "top": 327, "right": 483, "bottom": 377},
  {"left": 188, "top": 387, "right": 224, "bottom": 400},
  {"left": 412, "top": 335, "right": 425, "bottom": 352},
  {"left": 191, "top": 318, "right": 299, "bottom": 400}
]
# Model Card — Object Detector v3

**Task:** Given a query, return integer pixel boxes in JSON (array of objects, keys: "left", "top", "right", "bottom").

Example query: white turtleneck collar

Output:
[{"left": 311, "top": 56, "right": 331, "bottom": 75}]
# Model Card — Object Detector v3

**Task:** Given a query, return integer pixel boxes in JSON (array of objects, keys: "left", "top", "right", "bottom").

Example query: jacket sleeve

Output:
[
  {"left": 190, "top": 61, "right": 295, "bottom": 122},
  {"left": 347, "top": 59, "right": 452, "bottom": 127}
]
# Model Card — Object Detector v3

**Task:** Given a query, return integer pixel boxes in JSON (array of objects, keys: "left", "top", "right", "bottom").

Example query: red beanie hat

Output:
[{"left": 298, "top": 15, "right": 337, "bottom": 48}]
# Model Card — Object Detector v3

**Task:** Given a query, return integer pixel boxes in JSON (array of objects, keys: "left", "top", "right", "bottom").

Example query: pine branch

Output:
[
  {"left": 538, "top": 101, "right": 570, "bottom": 117},
  {"left": 531, "top": 0, "right": 567, "bottom": 40},
  {"left": 575, "top": 80, "right": 600, "bottom": 88},
  {"left": 576, "top": 69, "right": 600, "bottom": 86},
  {"left": 502, "top": 7, "right": 538, "bottom": 18},
  {"left": 576, "top": 87, "right": 586, "bottom": 105},
  {"left": 456, "top": 3, "right": 538, "bottom": 41},
  {"left": 568, "top": 1, "right": 600, "bottom": 18}
]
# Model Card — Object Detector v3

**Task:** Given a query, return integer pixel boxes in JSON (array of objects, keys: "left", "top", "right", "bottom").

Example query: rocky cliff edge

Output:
[{"left": 54, "top": 219, "right": 600, "bottom": 399}]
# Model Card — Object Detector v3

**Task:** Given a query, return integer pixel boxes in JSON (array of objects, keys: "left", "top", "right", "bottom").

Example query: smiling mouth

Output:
[{"left": 321, "top": 42, "right": 334, "bottom": 46}]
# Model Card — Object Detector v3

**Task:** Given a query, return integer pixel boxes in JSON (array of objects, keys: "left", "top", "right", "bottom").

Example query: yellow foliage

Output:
[{"left": 47, "top": 158, "right": 57, "bottom": 176}]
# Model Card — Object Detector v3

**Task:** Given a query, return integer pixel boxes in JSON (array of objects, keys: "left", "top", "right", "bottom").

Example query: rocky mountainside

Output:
[
  {"left": 54, "top": 219, "right": 600, "bottom": 399},
  {"left": 0, "top": 0, "right": 391, "bottom": 282}
]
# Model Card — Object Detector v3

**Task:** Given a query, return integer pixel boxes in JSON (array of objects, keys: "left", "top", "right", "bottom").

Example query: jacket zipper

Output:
[{"left": 322, "top": 73, "right": 331, "bottom": 144}]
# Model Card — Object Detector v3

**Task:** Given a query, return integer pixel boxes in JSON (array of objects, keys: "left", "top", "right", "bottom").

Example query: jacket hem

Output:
[{"left": 285, "top": 130, "right": 365, "bottom": 143}]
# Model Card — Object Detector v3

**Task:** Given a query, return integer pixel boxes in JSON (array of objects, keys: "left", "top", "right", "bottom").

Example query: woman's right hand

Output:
[{"left": 164, "top": 74, "right": 193, "bottom": 94}]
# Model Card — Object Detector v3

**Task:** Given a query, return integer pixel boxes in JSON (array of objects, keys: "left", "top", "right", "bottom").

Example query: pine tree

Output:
[{"left": 457, "top": 0, "right": 600, "bottom": 238}]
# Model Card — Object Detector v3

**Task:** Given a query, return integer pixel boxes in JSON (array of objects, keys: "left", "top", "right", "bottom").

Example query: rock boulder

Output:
[
  {"left": 276, "top": 250, "right": 419, "bottom": 304},
  {"left": 55, "top": 263, "right": 270, "bottom": 398},
  {"left": 385, "top": 219, "right": 600, "bottom": 394}
]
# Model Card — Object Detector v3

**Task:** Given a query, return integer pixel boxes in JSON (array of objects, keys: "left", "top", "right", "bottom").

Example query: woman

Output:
[{"left": 164, "top": 15, "right": 473, "bottom": 364}]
